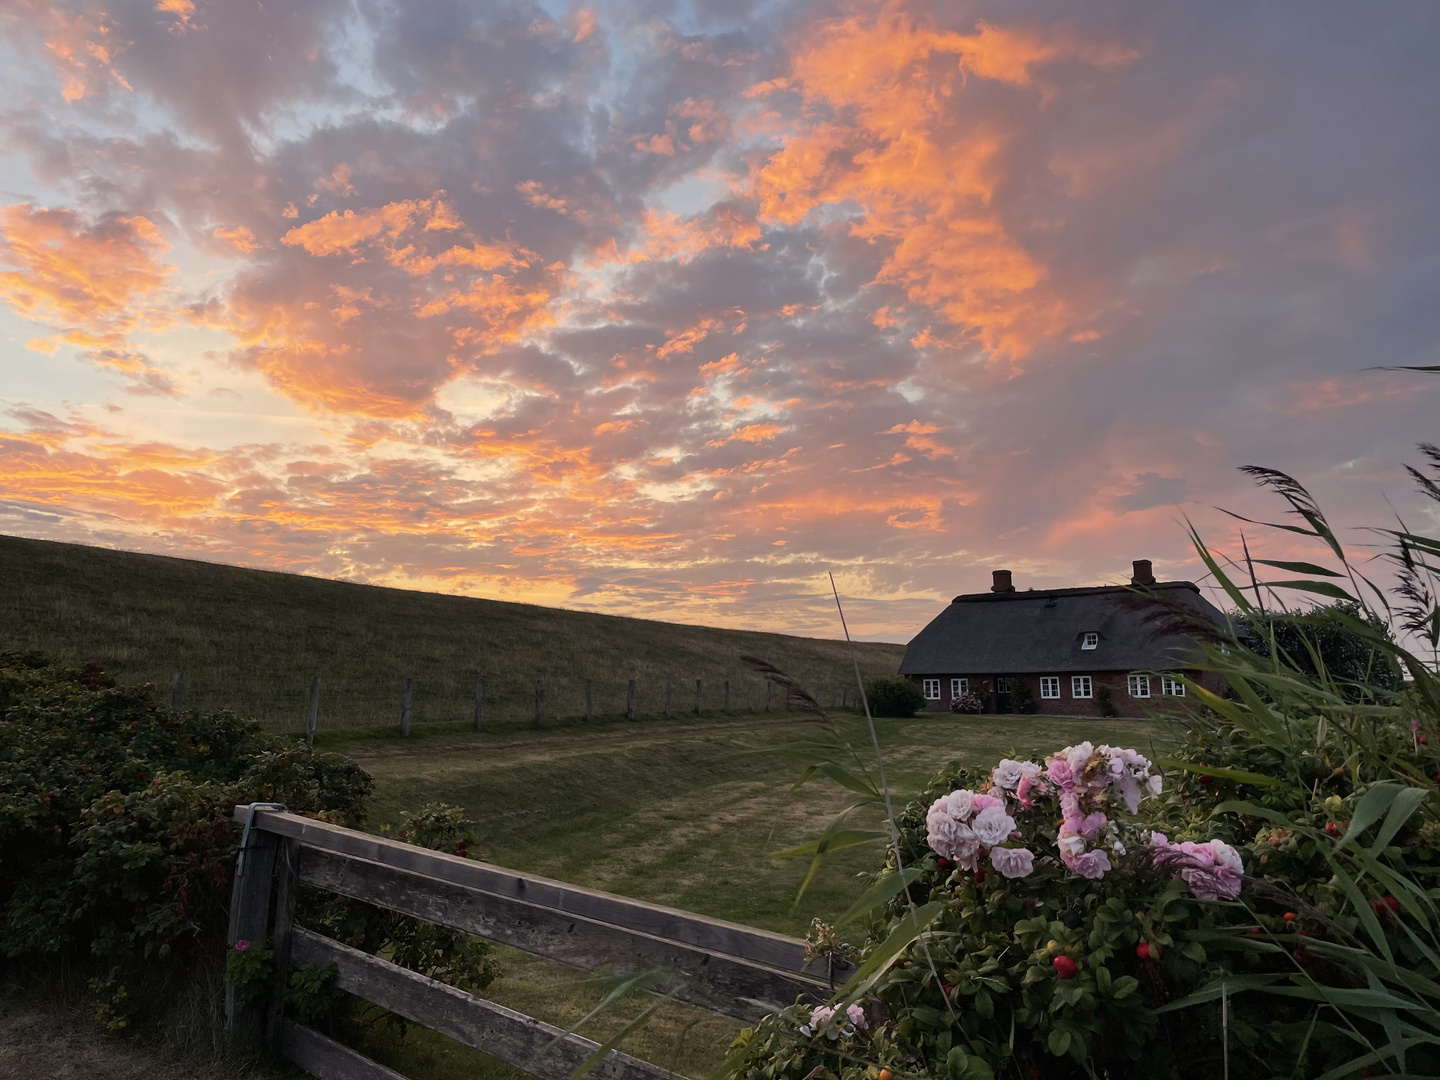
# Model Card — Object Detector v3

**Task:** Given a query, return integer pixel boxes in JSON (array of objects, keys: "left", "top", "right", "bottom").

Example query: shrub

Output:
[
  {"left": 1010, "top": 682, "right": 1037, "bottom": 715},
  {"left": 0, "top": 653, "right": 496, "bottom": 1032},
  {"left": 1095, "top": 683, "right": 1118, "bottom": 717},
  {"left": 866, "top": 677, "right": 925, "bottom": 718},
  {"left": 949, "top": 692, "right": 984, "bottom": 715}
]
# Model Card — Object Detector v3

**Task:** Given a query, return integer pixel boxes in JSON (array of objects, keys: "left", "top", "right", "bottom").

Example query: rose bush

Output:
[{"left": 0, "top": 652, "right": 497, "bottom": 1032}]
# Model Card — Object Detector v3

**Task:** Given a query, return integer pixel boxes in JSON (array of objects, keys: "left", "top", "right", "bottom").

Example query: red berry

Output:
[
  {"left": 936, "top": 856, "right": 951, "bottom": 869},
  {"left": 1419, "top": 736, "right": 1429, "bottom": 745},
  {"left": 1136, "top": 941, "right": 1151, "bottom": 961},
  {"left": 1052, "top": 955, "right": 1078, "bottom": 979},
  {"left": 973, "top": 866, "right": 987, "bottom": 884},
  {"left": 1282, "top": 912, "right": 1296, "bottom": 923},
  {"left": 1246, "top": 926, "right": 1262, "bottom": 937},
  {"left": 1325, "top": 821, "right": 1341, "bottom": 837},
  {"left": 1197, "top": 775, "right": 1213, "bottom": 786}
]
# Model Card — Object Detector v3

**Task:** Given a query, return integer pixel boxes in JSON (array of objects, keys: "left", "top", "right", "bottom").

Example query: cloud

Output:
[{"left": 0, "top": 0, "right": 1436, "bottom": 640}]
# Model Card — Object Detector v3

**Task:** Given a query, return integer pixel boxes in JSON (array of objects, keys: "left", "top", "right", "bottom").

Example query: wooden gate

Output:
[{"left": 225, "top": 805, "right": 853, "bottom": 1080}]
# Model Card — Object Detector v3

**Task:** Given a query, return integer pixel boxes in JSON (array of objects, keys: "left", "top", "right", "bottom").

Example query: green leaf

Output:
[
  {"left": 1369, "top": 786, "right": 1429, "bottom": 857},
  {"left": 773, "top": 829, "right": 889, "bottom": 861},
  {"left": 1047, "top": 1029, "right": 1071, "bottom": 1057},
  {"left": 1158, "top": 759, "right": 1284, "bottom": 788},
  {"left": 838, "top": 866, "right": 924, "bottom": 925},
  {"left": 839, "top": 900, "right": 946, "bottom": 1002},
  {"left": 1337, "top": 783, "right": 1404, "bottom": 849},
  {"left": 1254, "top": 559, "right": 1345, "bottom": 578},
  {"left": 1152, "top": 974, "right": 1289, "bottom": 1014},
  {"left": 1259, "top": 580, "right": 1358, "bottom": 602}
]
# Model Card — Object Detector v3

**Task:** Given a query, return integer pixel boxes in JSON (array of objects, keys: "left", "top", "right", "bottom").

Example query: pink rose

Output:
[
  {"left": 971, "top": 792, "right": 1004, "bottom": 812},
  {"left": 846, "top": 1004, "right": 869, "bottom": 1030},
  {"left": 1046, "top": 758, "right": 1074, "bottom": 788},
  {"left": 1063, "top": 848, "right": 1112, "bottom": 879},
  {"left": 234, "top": 939, "right": 250, "bottom": 953},
  {"left": 989, "top": 845, "right": 1035, "bottom": 879}
]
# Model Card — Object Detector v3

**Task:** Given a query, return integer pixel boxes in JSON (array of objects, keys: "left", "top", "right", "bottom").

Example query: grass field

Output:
[
  {"left": 324, "top": 710, "right": 1176, "bottom": 1080},
  {"left": 0, "top": 533, "right": 904, "bottom": 734}
]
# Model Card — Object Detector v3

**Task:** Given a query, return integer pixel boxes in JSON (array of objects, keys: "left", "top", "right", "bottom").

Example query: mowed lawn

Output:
[{"left": 323, "top": 711, "right": 1176, "bottom": 1080}]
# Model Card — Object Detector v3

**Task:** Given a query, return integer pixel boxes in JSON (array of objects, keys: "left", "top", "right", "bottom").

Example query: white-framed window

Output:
[
  {"left": 1127, "top": 674, "right": 1151, "bottom": 698},
  {"left": 995, "top": 677, "right": 1011, "bottom": 693},
  {"left": 1161, "top": 675, "right": 1187, "bottom": 697},
  {"left": 1072, "top": 675, "right": 1093, "bottom": 699},
  {"left": 923, "top": 678, "right": 941, "bottom": 700},
  {"left": 951, "top": 678, "right": 967, "bottom": 698},
  {"left": 1040, "top": 676, "right": 1060, "bottom": 699},
  {"left": 1081, "top": 632, "right": 1099, "bottom": 650}
]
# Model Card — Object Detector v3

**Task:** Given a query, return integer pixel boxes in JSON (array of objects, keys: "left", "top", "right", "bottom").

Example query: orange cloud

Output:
[
  {"left": 0, "top": 204, "right": 173, "bottom": 333},
  {"left": 656, "top": 317, "right": 723, "bottom": 358},
  {"left": 750, "top": 7, "right": 1135, "bottom": 361},
  {"left": 213, "top": 225, "right": 259, "bottom": 254},
  {"left": 27, "top": 1, "right": 133, "bottom": 103},
  {"left": 707, "top": 422, "right": 783, "bottom": 447}
]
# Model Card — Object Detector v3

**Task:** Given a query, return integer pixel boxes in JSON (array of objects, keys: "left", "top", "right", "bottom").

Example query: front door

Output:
[{"left": 994, "top": 677, "right": 1012, "bottom": 714}]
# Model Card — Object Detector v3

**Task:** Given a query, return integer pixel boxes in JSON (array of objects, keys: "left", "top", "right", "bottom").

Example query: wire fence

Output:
[{"left": 159, "top": 668, "right": 870, "bottom": 737}]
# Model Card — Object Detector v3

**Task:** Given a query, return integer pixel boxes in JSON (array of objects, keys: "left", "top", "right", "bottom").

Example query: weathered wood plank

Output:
[
  {"left": 295, "top": 846, "right": 819, "bottom": 1020},
  {"left": 268, "top": 837, "right": 299, "bottom": 1053},
  {"left": 225, "top": 827, "right": 279, "bottom": 1043},
  {"left": 291, "top": 929, "right": 682, "bottom": 1080},
  {"left": 232, "top": 808, "right": 848, "bottom": 982},
  {"left": 281, "top": 1021, "right": 407, "bottom": 1080}
]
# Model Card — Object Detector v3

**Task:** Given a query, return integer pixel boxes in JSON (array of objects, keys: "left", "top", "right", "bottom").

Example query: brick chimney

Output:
[
  {"left": 1131, "top": 559, "right": 1156, "bottom": 586},
  {"left": 991, "top": 569, "right": 1015, "bottom": 593}
]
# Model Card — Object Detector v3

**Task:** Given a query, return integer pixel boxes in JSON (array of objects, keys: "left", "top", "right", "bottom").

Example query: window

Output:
[
  {"left": 1072, "top": 675, "right": 1093, "bottom": 699},
  {"left": 1127, "top": 674, "right": 1151, "bottom": 698},
  {"left": 1081, "top": 632, "right": 1099, "bottom": 650},
  {"left": 1161, "top": 675, "right": 1187, "bottom": 697},
  {"left": 923, "top": 678, "right": 941, "bottom": 700},
  {"left": 951, "top": 678, "right": 967, "bottom": 698},
  {"left": 994, "top": 677, "right": 1011, "bottom": 693},
  {"left": 1040, "top": 676, "right": 1060, "bottom": 699}
]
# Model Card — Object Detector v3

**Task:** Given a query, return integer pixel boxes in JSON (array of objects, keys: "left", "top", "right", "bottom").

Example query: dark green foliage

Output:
[
  {"left": 1094, "top": 684, "right": 1117, "bottom": 717},
  {"left": 0, "top": 652, "right": 496, "bottom": 1034},
  {"left": 1236, "top": 601, "right": 1403, "bottom": 701},
  {"left": 1011, "top": 681, "right": 1037, "bottom": 715},
  {"left": 866, "top": 677, "right": 925, "bottom": 718}
]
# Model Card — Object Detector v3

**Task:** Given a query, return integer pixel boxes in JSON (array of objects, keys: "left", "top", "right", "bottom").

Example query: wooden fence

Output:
[{"left": 225, "top": 804, "right": 855, "bottom": 1080}]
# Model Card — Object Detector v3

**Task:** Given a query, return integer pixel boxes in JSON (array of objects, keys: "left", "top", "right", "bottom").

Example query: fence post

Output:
[
  {"left": 766, "top": 681, "right": 772, "bottom": 711},
  {"left": 585, "top": 680, "right": 592, "bottom": 722},
  {"left": 665, "top": 680, "right": 672, "bottom": 718},
  {"left": 400, "top": 677, "right": 413, "bottom": 736},
  {"left": 170, "top": 672, "right": 185, "bottom": 711},
  {"left": 724, "top": 679, "right": 730, "bottom": 712},
  {"left": 627, "top": 679, "right": 636, "bottom": 720},
  {"left": 535, "top": 679, "right": 544, "bottom": 727},
  {"left": 747, "top": 681, "right": 754, "bottom": 712},
  {"left": 473, "top": 678, "right": 484, "bottom": 732},
  {"left": 305, "top": 675, "right": 320, "bottom": 746},
  {"left": 695, "top": 679, "right": 702, "bottom": 715},
  {"left": 267, "top": 836, "right": 298, "bottom": 1053},
  {"left": 226, "top": 809, "right": 280, "bottom": 1047}
]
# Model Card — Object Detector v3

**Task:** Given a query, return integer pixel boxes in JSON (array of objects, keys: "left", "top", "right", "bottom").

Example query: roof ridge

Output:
[{"left": 950, "top": 581, "right": 1201, "bottom": 603}]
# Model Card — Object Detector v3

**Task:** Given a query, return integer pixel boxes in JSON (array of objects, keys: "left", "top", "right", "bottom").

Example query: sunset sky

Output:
[{"left": 0, "top": 0, "right": 1436, "bottom": 641}]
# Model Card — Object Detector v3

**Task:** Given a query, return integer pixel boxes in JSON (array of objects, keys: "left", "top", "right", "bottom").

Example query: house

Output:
[{"left": 898, "top": 560, "right": 1229, "bottom": 717}]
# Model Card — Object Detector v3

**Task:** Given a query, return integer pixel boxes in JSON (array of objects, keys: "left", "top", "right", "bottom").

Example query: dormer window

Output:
[{"left": 1081, "top": 632, "right": 1099, "bottom": 650}]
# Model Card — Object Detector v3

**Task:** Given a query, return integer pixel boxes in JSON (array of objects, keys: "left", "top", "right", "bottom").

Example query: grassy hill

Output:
[{"left": 0, "top": 534, "right": 905, "bottom": 734}]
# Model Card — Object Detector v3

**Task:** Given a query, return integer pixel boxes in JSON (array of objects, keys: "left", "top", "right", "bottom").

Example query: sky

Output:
[{"left": 0, "top": 0, "right": 1436, "bottom": 642}]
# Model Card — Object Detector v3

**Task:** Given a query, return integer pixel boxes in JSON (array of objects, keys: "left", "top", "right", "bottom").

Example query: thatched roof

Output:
[{"left": 898, "top": 582, "right": 1229, "bottom": 675}]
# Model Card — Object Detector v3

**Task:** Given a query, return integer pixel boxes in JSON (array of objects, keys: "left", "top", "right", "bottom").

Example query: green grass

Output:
[
  {"left": 332, "top": 710, "right": 1177, "bottom": 1080},
  {"left": 0, "top": 533, "right": 904, "bottom": 734}
]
